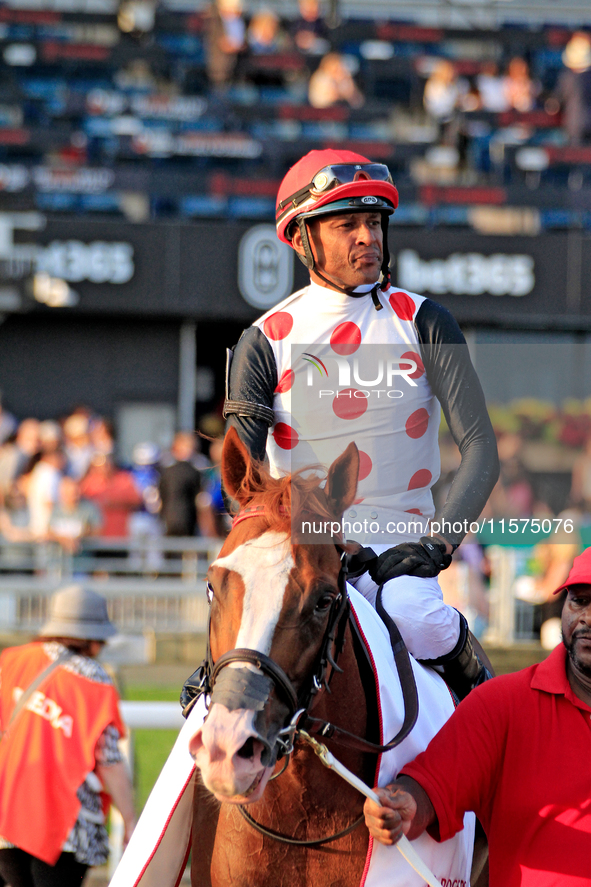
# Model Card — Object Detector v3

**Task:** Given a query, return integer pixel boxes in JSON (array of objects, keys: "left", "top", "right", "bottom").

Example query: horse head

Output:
[{"left": 189, "top": 427, "right": 359, "bottom": 805}]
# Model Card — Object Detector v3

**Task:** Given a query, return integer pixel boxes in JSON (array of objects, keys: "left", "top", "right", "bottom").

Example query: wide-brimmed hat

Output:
[
  {"left": 40, "top": 584, "right": 117, "bottom": 640},
  {"left": 553, "top": 547, "right": 591, "bottom": 594}
]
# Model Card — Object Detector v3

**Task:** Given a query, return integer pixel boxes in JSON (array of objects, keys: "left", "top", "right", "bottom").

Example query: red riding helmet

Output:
[{"left": 275, "top": 149, "right": 399, "bottom": 293}]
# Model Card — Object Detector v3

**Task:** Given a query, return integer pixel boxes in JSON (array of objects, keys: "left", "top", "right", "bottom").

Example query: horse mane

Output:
[{"left": 235, "top": 458, "right": 341, "bottom": 535}]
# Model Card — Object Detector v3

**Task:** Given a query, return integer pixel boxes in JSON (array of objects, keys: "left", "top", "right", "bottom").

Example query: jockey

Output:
[{"left": 223, "top": 148, "right": 499, "bottom": 698}]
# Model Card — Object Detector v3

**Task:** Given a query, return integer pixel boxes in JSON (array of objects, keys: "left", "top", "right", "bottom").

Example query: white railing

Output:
[
  {"left": 0, "top": 536, "right": 223, "bottom": 635},
  {"left": 109, "top": 701, "right": 187, "bottom": 878},
  {"left": 0, "top": 536, "right": 536, "bottom": 645}
]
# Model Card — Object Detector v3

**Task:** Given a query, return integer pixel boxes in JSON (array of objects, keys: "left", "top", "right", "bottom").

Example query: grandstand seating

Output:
[{"left": 0, "top": 2, "right": 590, "bottom": 230}]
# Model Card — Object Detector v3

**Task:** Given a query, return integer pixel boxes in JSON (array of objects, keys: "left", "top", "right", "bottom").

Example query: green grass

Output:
[{"left": 122, "top": 685, "right": 183, "bottom": 814}]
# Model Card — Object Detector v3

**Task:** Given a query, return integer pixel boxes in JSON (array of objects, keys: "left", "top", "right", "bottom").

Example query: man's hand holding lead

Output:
[{"left": 363, "top": 784, "right": 417, "bottom": 846}]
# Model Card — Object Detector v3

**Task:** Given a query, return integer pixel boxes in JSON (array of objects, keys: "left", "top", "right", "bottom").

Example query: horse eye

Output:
[
  {"left": 315, "top": 594, "right": 334, "bottom": 612},
  {"left": 205, "top": 581, "right": 214, "bottom": 604}
]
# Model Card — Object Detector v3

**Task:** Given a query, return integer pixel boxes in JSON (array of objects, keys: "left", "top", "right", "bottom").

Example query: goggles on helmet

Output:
[
  {"left": 310, "top": 163, "right": 394, "bottom": 195},
  {"left": 276, "top": 162, "right": 395, "bottom": 221}
]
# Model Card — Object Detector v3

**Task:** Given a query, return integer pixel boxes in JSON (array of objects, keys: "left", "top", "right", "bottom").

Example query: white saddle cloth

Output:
[{"left": 108, "top": 586, "right": 474, "bottom": 887}]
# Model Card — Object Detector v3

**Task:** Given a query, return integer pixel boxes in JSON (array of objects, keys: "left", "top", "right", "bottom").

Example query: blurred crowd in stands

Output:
[
  {"left": 434, "top": 402, "right": 591, "bottom": 647},
  {"left": 2, "top": 389, "right": 591, "bottom": 646},
  {"left": 1, "top": 1, "right": 591, "bottom": 223},
  {"left": 0, "top": 397, "right": 229, "bottom": 553}
]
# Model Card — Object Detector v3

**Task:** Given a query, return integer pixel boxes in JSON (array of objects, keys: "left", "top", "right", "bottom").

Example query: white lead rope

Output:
[{"left": 298, "top": 730, "right": 443, "bottom": 887}]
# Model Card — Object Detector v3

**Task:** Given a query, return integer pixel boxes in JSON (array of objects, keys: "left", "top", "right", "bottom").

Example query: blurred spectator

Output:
[
  {"left": 291, "top": 0, "right": 328, "bottom": 55},
  {"left": 0, "top": 478, "right": 32, "bottom": 543},
  {"left": 196, "top": 437, "right": 230, "bottom": 538},
  {"left": 128, "top": 442, "right": 162, "bottom": 570},
  {"left": 485, "top": 433, "right": 534, "bottom": 518},
  {"left": 477, "top": 61, "right": 510, "bottom": 113},
  {"left": 0, "top": 396, "right": 16, "bottom": 447},
  {"left": 48, "top": 477, "right": 101, "bottom": 554},
  {"left": 555, "top": 31, "right": 591, "bottom": 145},
  {"left": 459, "top": 81, "right": 481, "bottom": 114},
  {"left": 503, "top": 57, "right": 536, "bottom": 113},
  {"left": 423, "top": 60, "right": 464, "bottom": 142},
  {"left": 130, "top": 442, "right": 161, "bottom": 521},
  {"left": 308, "top": 52, "right": 364, "bottom": 109},
  {"left": 439, "top": 537, "right": 490, "bottom": 639},
  {"left": 27, "top": 446, "right": 64, "bottom": 540},
  {"left": 570, "top": 433, "right": 591, "bottom": 513},
  {"left": 114, "top": 59, "right": 157, "bottom": 92},
  {"left": 89, "top": 418, "right": 115, "bottom": 459},
  {"left": 247, "top": 8, "right": 288, "bottom": 55},
  {"left": 38, "top": 420, "right": 62, "bottom": 455},
  {"left": 0, "top": 419, "right": 39, "bottom": 503},
  {"left": 118, "top": 0, "right": 157, "bottom": 35},
  {"left": 159, "top": 432, "right": 202, "bottom": 537},
  {"left": 63, "top": 414, "right": 94, "bottom": 481},
  {"left": 80, "top": 455, "right": 142, "bottom": 538},
  {"left": 205, "top": 0, "right": 246, "bottom": 88},
  {"left": 514, "top": 534, "right": 580, "bottom": 650}
]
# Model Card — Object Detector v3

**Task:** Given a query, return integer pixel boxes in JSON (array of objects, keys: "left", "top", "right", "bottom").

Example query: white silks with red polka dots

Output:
[{"left": 256, "top": 282, "right": 439, "bottom": 547}]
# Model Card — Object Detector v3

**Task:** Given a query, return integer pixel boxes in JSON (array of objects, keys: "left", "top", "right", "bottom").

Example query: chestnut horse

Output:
[{"left": 187, "top": 428, "right": 476, "bottom": 887}]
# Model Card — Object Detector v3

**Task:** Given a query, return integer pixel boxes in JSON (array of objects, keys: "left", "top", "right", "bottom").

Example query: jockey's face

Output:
[{"left": 293, "top": 211, "right": 383, "bottom": 291}]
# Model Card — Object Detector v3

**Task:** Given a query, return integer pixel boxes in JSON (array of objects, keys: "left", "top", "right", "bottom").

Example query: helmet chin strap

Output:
[{"left": 294, "top": 217, "right": 391, "bottom": 311}]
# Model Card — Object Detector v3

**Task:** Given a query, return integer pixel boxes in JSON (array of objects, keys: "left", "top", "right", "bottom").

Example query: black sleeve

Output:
[
  {"left": 224, "top": 325, "right": 278, "bottom": 463},
  {"left": 414, "top": 300, "right": 500, "bottom": 547}
]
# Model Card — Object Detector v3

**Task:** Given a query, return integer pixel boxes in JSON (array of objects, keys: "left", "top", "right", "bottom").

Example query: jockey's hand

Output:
[
  {"left": 368, "top": 536, "right": 452, "bottom": 585},
  {"left": 364, "top": 784, "right": 417, "bottom": 846}
]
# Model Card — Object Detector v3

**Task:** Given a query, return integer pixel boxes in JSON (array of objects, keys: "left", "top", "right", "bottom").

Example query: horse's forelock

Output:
[{"left": 235, "top": 461, "right": 340, "bottom": 532}]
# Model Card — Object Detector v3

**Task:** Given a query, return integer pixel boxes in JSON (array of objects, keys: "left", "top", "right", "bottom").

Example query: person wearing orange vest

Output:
[{"left": 0, "top": 584, "right": 136, "bottom": 887}]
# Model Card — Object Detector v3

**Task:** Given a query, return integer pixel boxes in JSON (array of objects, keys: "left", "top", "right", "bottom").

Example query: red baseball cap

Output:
[{"left": 553, "top": 547, "right": 591, "bottom": 594}]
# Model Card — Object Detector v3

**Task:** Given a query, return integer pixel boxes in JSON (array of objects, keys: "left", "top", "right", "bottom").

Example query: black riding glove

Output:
[{"left": 368, "top": 536, "right": 453, "bottom": 585}]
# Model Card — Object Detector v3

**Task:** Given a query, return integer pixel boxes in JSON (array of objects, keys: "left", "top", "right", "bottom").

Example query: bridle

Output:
[
  {"left": 183, "top": 506, "right": 419, "bottom": 846},
  {"left": 186, "top": 513, "right": 351, "bottom": 761}
]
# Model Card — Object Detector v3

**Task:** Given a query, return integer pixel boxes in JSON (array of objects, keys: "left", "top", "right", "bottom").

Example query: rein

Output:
[{"left": 183, "top": 506, "right": 419, "bottom": 847}]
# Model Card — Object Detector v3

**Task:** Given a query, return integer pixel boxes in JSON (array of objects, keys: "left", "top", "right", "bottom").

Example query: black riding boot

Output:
[{"left": 421, "top": 612, "right": 492, "bottom": 701}]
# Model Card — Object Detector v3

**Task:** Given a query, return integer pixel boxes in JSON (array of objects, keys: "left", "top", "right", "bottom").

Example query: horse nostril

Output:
[{"left": 236, "top": 737, "right": 255, "bottom": 759}]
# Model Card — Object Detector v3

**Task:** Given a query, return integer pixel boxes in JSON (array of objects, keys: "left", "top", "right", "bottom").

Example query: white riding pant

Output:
[{"left": 349, "top": 544, "right": 460, "bottom": 661}]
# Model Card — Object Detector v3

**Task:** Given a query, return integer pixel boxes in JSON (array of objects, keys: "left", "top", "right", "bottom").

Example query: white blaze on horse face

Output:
[
  {"left": 191, "top": 531, "right": 294, "bottom": 801},
  {"left": 212, "top": 531, "right": 293, "bottom": 657}
]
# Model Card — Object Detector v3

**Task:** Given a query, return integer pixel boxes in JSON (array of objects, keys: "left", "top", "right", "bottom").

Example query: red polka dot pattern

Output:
[
  {"left": 405, "top": 508, "right": 423, "bottom": 516},
  {"left": 264, "top": 312, "right": 293, "bottom": 341},
  {"left": 275, "top": 369, "right": 295, "bottom": 393},
  {"left": 353, "top": 497, "right": 364, "bottom": 506},
  {"left": 357, "top": 450, "right": 372, "bottom": 482},
  {"left": 332, "top": 389, "right": 368, "bottom": 421},
  {"left": 405, "top": 408, "right": 430, "bottom": 439},
  {"left": 389, "top": 291, "right": 416, "bottom": 321},
  {"left": 401, "top": 350, "right": 425, "bottom": 380},
  {"left": 408, "top": 469, "right": 432, "bottom": 491},
  {"left": 273, "top": 422, "right": 299, "bottom": 450},
  {"left": 330, "top": 321, "right": 362, "bottom": 356}
]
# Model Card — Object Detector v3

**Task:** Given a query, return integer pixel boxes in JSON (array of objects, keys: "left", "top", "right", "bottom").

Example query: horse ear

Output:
[
  {"left": 221, "top": 426, "right": 260, "bottom": 504},
  {"left": 324, "top": 442, "right": 359, "bottom": 517}
]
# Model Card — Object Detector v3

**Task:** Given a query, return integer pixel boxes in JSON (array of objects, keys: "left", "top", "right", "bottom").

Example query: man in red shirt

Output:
[
  {"left": 363, "top": 546, "right": 591, "bottom": 887},
  {"left": 80, "top": 455, "right": 142, "bottom": 537}
]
